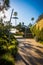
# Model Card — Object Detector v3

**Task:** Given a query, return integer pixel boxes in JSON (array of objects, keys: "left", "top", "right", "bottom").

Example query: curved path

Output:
[{"left": 15, "top": 36, "right": 43, "bottom": 65}]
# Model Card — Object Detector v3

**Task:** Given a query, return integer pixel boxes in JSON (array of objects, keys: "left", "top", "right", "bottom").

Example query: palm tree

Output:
[
  {"left": 31, "top": 17, "right": 34, "bottom": 21},
  {"left": 22, "top": 22, "right": 24, "bottom": 26},
  {"left": 14, "top": 12, "right": 18, "bottom": 16},
  {"left": 31, "top": 17, "right": 34, "bottom": 24}
]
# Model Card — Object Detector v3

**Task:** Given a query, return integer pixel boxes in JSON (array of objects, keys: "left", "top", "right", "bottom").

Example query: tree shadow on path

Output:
[
  {"left": 15, "top": 39, "right": 43, "bottom": 65},
  {"left": 15, "top": 53, "right": 29, "bottom": 65}
]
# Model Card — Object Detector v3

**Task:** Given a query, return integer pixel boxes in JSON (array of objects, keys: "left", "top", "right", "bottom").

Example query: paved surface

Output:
[{"left": 15, "top": 37, "right": 43, "bottom": 65}]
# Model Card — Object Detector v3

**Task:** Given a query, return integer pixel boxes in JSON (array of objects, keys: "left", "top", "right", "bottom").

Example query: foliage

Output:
[
  {"left": 0, "top": 0, "right": 17, "bottom": 64},
  {"left": 28, "top": 23, "right": 32, "bottom": 28},
  {"left": 39, "top": 28, "right": 43, "bottom": 41},
  {"left": 36, "top": 14, "right": 43, "bottom": 22},
  {"left": 14, "top": 12, "right": 18, "bottom": 16},
  {"left": 31, "top": 25, "right": 43, "bottom": 41},
  {"left": 0, "top": 0, "right": 10, "bottom": 11},
  {"left": 0, "top": 53, "right": 15, "bottom": 65},
  {"left": 0, "top": 18, "right": 18, "bottom": 65},
  {"left": 31, "top": 17, "right": 34, "bottom": 21}
]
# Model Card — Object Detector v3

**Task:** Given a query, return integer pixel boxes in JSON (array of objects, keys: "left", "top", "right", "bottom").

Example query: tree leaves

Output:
[{"left": 0, "top": 0, "right": 10, "bottom": 11}]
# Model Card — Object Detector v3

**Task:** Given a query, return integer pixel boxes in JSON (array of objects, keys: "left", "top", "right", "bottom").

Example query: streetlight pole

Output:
[
  {"left": 9, "top": 9, "right": 14, "bottom": 43},
  {"left": 10, "top": 9, "right": 14, "bottom": 24}
]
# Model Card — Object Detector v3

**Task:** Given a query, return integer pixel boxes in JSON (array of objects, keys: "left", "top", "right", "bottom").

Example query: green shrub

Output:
[
  {"left": 11, "top": 40, "right": 18, "bottom": 46},
  {"left": 39, "top": 28, "right": 43, "bottom": 41},
  {"left": 11, "top": 46, "right": 18, "bottom": 57},
  {"left": 0, "top": 35, "right": 18, "bottom": 56},
  {"left": 2, "top": 35, "right": 9, "bottom": 42},
  {"left": 0, "top": 39, "right": 7, "bottom": 46},
  {"left": 0, "top": 23, "right": 18, "bottom": 60},
  {"left": 0, "top": 53, "right": 15, "bottom": 65},
  {"left": 35, "top": 28, "right": 43, "bottom": 41},
  {"left": 10, "top": 34, "right": 16, "bottom": 40},
  {"left": 30, "top": 25, "right": 36, "bottom": 36},
  {"left": 31, "top": 25, "right": 43, "bottom": 41},
  {"left": 0, "top": 45, "right": 8, "bottom": 55},
  {"left": 8, "top": 45, "right": 18, "bottom": 57}
]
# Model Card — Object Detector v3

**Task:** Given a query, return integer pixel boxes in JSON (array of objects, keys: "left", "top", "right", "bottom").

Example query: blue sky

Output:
[{"left": 5, "top": 0, "right": 43, "bottom": 26}]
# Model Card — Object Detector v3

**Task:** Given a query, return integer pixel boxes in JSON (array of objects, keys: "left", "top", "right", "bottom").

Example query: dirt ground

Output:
[{"left": 15, "top": 38, "right": 43, "bottom": 65}]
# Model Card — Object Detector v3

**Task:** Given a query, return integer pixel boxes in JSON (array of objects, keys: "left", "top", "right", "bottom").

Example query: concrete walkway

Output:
[{"left": 15, "top": 37, "right": 43, "bottom": 65}]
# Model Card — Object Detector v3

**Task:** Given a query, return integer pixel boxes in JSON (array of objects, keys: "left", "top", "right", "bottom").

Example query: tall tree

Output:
[
  {"left": 22, "top": 22, "right": 24, "bottom": 26},
  {"left": 0, "top": 0, "right": 10, "bottom": 24},
  {"left": 0, "top": 0, "right": 10, "bottom": 11},
  {"left": 28, "top": 23, "right": 32, "bottom": 28}
]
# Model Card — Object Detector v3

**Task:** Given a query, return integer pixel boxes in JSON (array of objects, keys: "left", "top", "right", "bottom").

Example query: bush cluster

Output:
[
  {"left": 31, "top": 25, "right": 43, "bottom": 41},
  {"left": 0, "top": 24, "right": 18, "bottom": 65}
]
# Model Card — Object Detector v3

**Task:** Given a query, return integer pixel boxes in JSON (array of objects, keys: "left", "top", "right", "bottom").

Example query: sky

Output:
[{"left": 1, "top": 0, "right": 43, "bottom": 26}]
